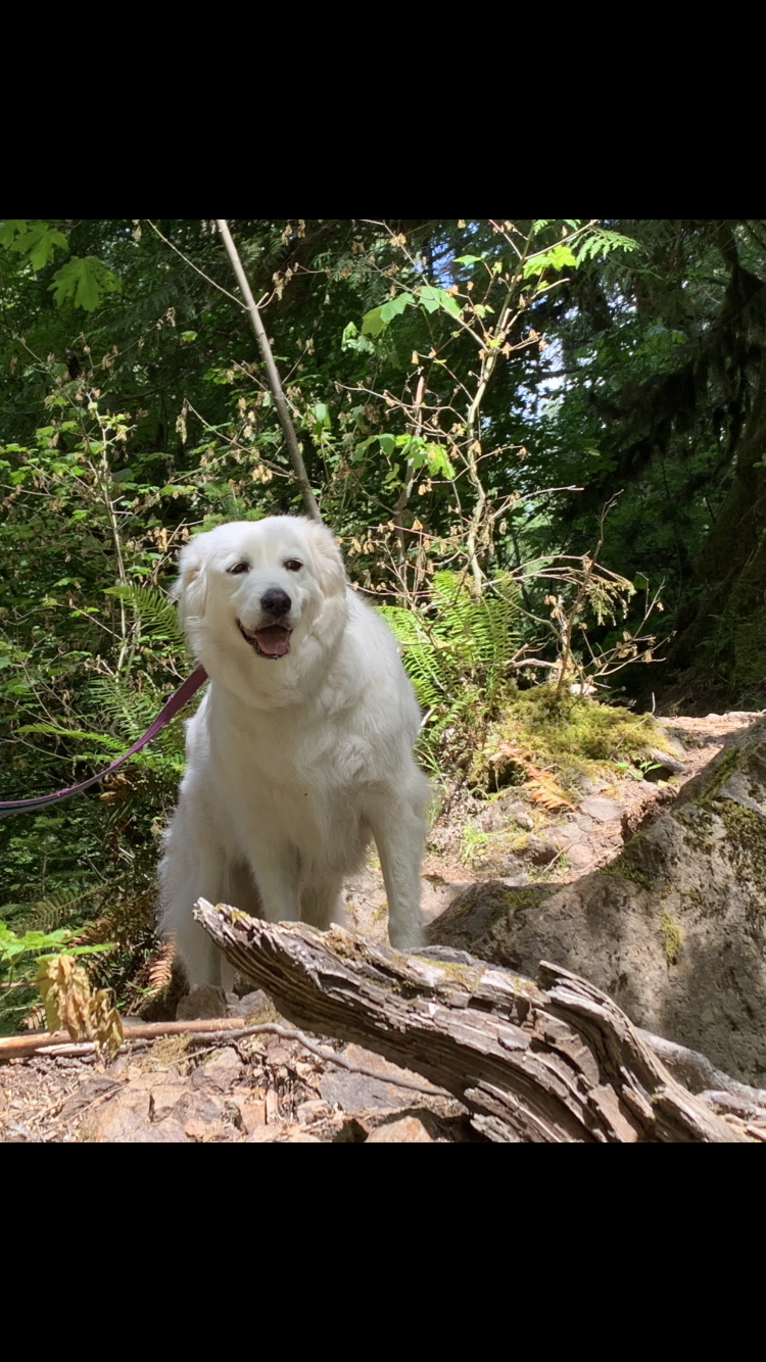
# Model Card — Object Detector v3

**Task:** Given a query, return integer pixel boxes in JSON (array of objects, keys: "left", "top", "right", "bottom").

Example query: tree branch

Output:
[
  {"left": 0, "top": 1015, "right": 447, "bottom": 1099},
  {"left": 216, "top": 220, "right": 322, "bottom": 522}
]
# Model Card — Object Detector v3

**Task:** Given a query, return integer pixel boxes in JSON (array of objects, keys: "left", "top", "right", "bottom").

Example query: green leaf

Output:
[
  {"left": 522, "top": 244, "right": 577, "bottom": 279},
  {"left": 49, "top": 256, "right": 122, "bottom": 312},
  {"left": 424, "top": 443, "right": 456, "bottom": 478},
  {"left": 361, "top": 307, "right": 385, "bottom": 337},
  {"left": 352, "top": 435, "right": 377, "bottom": 461},
  {"left": 342, "top": 321, "right": 376, "bottom": 354},
  {"left": 362, "top": 292, "right": 414, "bottom": 336},
  {"left": 418, "top": 285, "right": 462, "bottom": 319},
  {"left": 418, "top": 286, "right": 441, "bottom": 315},
  {"left": 380, "top": 292, "right": 413, "bottom": 323},
  {"left": 2, "top": 221, "right": 67, "bottom": 271},
  {"left": 0, "top": 219, "right": 27, "bottom": 249}
]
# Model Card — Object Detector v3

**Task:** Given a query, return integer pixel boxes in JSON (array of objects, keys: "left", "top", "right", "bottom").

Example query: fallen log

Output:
[{"left": 194, "top": 899, "right": 748, "bottom": 1142}]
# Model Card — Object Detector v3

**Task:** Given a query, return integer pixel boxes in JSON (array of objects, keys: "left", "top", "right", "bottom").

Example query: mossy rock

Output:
[
  {"left": 470, "top": 689, "right": 684, "bottom": 793},
  {"left": 424, "top": 881, "right": 557, "bottom": 955},
  {"left": 429, "top": 715, "right": 766, "bottom": 1085}
]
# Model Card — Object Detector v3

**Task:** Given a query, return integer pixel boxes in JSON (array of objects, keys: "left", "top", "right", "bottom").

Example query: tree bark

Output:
[{"left": 194, "top": 900, "right": 746, "bottom": 1142}]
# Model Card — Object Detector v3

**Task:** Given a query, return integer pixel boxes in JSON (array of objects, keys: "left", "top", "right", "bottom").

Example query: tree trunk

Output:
[
  {"left": 194, "top": 901, "right": 746, "bottom": 1142},
  {"left": 667, "top": 348, "right": 766, "bottom": 699}
]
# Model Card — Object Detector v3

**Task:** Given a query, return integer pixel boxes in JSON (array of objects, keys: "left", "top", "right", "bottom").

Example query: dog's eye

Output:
[
  {"left": 284, "top": 559, "right": 303, "bottom": 572},
  {"left": 227, "top": 562, "right": 250, "bottom": 575}
]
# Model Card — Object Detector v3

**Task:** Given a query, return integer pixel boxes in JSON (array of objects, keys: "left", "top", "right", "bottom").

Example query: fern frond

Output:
[
  {"left": 377, "top": 605, "right": 425, "bottom": 647},
  {"left": 148, "top": 939, "right": 175, "bottom": 990},
  {"left": 20, "top": 884, "right": 108, "bottom": 934},
  {"left": 87, "top": 675, "right": 165, "bottom": 736},
  {"left": 16, "top": 722, "right": 126, "bottom": 763},
  {"left": 526, "top": 773, "right": 576, "bottom": 811},
  {"left": 71, "top": 890, "right": 155, "bottom": 949},
  {"left": 23, "top": 1002, "right": 47, "bottom": 1032},
  {"left": 484, "top": 740, "right": 575, "bottom": 809},
  {"left": 574, "top": 227, "right": 640, "bottom": 264},
  {"left": 130, "top": 938, "right": 176, "bottom": 996},
  {"left": 85, "top": 674, "right": 190, "bottom": 775},
  {"left": 104, "top": 585, "right": 184, "bottom": 644},
  {"left": 380, "top": 573, "right": 522, "bottom": 734}
]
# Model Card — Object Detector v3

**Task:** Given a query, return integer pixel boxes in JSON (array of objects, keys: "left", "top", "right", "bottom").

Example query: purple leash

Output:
[{"left": 0, "top": 665, "right": 207, "bottom": 819}]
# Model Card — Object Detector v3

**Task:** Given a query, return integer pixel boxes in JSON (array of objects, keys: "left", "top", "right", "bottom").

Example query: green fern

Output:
[
  {"left": 86, "top": 674, "right": 188, "bottom": 774},
  {"left": 378, "top": 572, "right": 521, "bottom": 767},
  {"left": 18, "top": 674, "right": 189, "bottom": 778},
  {"left": 104, "top": 585, "right": 185, "bottom": 644},
  {"left": 13, "top": 583, "right": 191, "bottom": 777},
  {"left": 17, "top": 723, "right": 125, "bottom": 755},
  {"left": 574, "top": 227, "right": 640, "bottom": 264},
  {"left": 19, "top": 883, "right": 108, "bottom": 934}
]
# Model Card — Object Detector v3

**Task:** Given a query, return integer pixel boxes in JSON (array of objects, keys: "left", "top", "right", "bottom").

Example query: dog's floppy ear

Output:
[
  {"left": 304, "top": 520, "right": 347, "bottom": 597},
  {"left": 173, "top": 537, "right": 208, "bottom": 628}
]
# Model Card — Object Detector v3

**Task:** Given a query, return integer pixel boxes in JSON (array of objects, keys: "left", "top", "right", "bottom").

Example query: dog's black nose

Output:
[{"left": 261, "top": 588, "right": 291, "bottom": 616}]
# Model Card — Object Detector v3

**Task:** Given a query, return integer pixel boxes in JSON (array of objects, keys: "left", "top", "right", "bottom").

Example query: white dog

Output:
[{"left": 159, "top": 515, "right": 430, "bottom": 988}]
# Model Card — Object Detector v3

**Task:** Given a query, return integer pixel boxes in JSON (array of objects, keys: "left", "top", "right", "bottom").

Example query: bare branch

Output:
[
  {"left": 0, "top": 1015, "right": 448, "bottom": 1099},
  {"left": 216, "top": 220, "right": 322, "bottom": 522},
  {"left": 146, "top": 219, "right": 245, "bottom": 309}
]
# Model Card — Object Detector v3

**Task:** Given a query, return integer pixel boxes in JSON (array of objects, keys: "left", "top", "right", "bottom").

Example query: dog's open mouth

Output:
[{"left": 237, "top": 619, "right": 292, "bottom": 659}]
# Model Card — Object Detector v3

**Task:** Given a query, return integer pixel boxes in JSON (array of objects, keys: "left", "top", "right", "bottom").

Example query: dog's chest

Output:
[
  {"left": 207, "top": 714, "right": 368, "bottom": 868},
  {"left": 206, "top": 701, "right": 372, "bottom": 804}
]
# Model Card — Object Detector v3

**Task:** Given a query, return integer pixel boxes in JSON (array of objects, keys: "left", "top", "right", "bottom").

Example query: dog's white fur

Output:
[{"left": 159, "top": 516, "right": 430, "bottom": 987}]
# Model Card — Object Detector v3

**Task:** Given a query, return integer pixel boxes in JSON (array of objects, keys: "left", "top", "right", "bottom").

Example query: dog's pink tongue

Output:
[{"left": 255, "top": 626, "right": 291, "bottom": 657}]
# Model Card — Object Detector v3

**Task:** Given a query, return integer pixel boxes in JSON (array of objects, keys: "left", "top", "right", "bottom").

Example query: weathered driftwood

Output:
[{"left": 194, "top": 899, "right": 747, "bottom": 1142}]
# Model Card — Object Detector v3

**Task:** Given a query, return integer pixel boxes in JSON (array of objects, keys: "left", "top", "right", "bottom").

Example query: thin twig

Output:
[
  {"left": 216, "top": 220, "right": 322, "bottom": 522},
  {"left": 145, "top": 220, "right": 245, "bottom": 309},
  {"left": 183, "top": 399, "right": 291, "bottom": 480},
  {"left": 0, "top": 1016, "right": 449, "bottom": 1098}
]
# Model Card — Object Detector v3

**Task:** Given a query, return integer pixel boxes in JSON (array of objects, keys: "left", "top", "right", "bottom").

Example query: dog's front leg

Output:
[
  {"left": 300, "top": 875, "right": 345, "bottom": 931},
  {"left": 367, "top": 792, "right": 425, "bottom": 950},
  {"left": 248, "top": 838, "right": 303, "bottom": 925}
]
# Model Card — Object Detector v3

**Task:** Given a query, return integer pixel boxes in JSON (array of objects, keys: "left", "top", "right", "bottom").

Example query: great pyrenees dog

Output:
[{"left": 159, "top": 515, "right": 430, "bottom": 988}]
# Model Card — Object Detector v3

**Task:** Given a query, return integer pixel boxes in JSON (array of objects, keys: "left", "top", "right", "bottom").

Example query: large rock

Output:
[{"left": 427, "top": 717, "right": 766, "bottom": 1086}]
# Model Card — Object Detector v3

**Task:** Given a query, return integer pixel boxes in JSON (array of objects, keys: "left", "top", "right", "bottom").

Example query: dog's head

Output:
[{"left": 174, "top": 517, "right": 349, "bottom": 699}]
